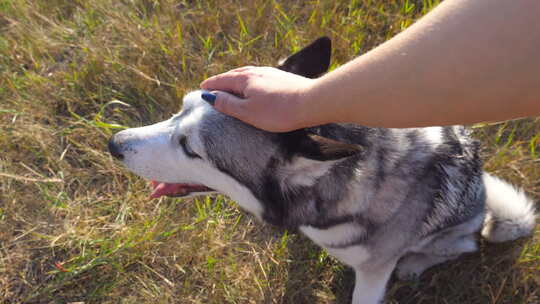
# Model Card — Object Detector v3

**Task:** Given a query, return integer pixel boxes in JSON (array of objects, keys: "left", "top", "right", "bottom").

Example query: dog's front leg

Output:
[{"left": 352, "top": 260, "right": 397, "bottom": 304}]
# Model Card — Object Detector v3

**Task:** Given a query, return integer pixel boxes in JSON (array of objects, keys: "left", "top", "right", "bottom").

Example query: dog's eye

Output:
[{"left": 179, "top": 136, "right": 201, "bottom": 159}]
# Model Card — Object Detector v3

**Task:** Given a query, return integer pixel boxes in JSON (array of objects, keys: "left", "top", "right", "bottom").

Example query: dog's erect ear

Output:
[{"left": 277, "top": 36, "right": 331, "bottom": 78}]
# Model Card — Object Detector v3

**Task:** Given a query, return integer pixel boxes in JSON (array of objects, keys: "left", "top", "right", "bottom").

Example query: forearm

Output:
[{"left": 303, "top": 0, "right": 540, "bottom": 128}]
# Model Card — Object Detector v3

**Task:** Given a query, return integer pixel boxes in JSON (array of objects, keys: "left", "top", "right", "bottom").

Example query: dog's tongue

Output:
[
  {"left": 149, "top": 181, "right": 188, "bottom": 198},
  {"left": 149, "top": 180, "right": 211, "bottom": 199}
]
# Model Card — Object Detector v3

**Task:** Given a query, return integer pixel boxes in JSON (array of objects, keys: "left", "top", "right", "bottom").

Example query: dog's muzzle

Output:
[{"left": 108, "top": 135, "right": 125, "bottom": 160}]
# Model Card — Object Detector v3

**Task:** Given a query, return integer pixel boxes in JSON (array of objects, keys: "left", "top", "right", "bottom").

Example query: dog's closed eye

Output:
[{"left": 179, "top": 136, "right": 201, "bottom": 159}]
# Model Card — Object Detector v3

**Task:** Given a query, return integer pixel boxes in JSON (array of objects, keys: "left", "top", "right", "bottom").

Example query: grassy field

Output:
[{"left": 1, "top": 0, "right": 538, "bottom": 303}]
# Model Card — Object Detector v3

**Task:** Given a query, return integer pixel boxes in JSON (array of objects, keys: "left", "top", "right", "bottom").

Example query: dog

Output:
[{"left": 108, "top": 37, "right": 536, "bottom": 304}]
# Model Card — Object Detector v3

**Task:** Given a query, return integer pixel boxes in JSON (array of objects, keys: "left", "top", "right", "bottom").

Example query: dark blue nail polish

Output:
[{"left": 201, "top": 91, "right": 216, "bottom": 105}]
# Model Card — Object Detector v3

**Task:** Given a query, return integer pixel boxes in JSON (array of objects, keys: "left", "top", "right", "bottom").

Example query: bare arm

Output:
[
  {"left": 201, "top": 0, "right": 540, "bottom": 131},
  {"left": 306, "top": 0, "right": 540, "bottom": 128}
]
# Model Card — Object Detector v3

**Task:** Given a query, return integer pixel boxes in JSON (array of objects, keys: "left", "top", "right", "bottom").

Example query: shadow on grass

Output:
[
  {"left": 387, "top": 237, "right": 538, "bottom": 304},
  {"left": 278, "top": 233, "right": 538, "bottom": 304},
  {"left": 276, "top": 233, "right": 354, "bottom": 304}
]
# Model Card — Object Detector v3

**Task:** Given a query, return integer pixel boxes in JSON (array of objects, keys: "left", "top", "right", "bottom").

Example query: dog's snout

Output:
[{"left": 108, "top": 136, "right": 124, "bottom": 160}]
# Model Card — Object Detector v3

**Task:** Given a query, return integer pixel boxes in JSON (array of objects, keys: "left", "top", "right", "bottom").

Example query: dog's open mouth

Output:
[{"left": 149, "top": 180, "right": 213, "bottom": 199}]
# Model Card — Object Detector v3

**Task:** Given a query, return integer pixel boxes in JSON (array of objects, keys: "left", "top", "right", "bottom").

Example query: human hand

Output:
[{"left": 200, "top": 66, "right": 315, "bottom": 132}]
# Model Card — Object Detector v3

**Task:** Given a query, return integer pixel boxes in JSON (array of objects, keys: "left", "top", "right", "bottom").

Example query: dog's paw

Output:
[
  {"left": 395, "top": 256, "right": 425, "bottom": 281},
  {"left": 395, "top": 265, "right": 421, "bottom": 281}
]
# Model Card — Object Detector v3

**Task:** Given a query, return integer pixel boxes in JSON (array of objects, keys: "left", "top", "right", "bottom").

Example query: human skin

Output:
[{"left": 201, "top": 0, "right": 540, "bottom": 132}]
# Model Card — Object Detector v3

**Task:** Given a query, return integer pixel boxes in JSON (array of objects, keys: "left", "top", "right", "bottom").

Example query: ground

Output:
[{"left": 0, "top": 1, "right": 538, "bottom": 303}]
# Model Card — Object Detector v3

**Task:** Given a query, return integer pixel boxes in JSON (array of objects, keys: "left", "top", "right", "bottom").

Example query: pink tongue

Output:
[{"left": 149, "top": 181, "right": 188, "bottom": 199}]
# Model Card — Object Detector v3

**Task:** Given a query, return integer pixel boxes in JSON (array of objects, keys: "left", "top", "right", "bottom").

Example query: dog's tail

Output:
[{"left": 481, "top": 173, "right": 536, "bottom": 242}]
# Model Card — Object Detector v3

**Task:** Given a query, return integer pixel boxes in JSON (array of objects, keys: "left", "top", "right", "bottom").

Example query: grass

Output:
[{"left": 0, "top": 0, "right": 538, "bottom": 303}]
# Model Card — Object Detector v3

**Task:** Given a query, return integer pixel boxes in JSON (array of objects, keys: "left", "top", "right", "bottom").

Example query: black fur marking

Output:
[
  {"left": 203, "top": 124, "right": 368, "bottom": 230},
  {"left": 441, "top": 126, "right": 463, "bottom": 155},
  {"left": 179, "top": 136, "right": 202, "bottom": 159},
  {"left": 420, "top": 130, "right": 485, "bottom": 236},
  {"left": 259, "top": 153, "right": 361, "bottom": 228},
  {"left": 372, "top": 130, "right": 396, "bottom": 190},
  {"left": 279, "top": 130, "right": 363, "bottom": 162},
  {"left": 306, "top": 123, "right": 373, "bottom": 147},
  {"left": 309, "top": 214, "right": 355, "bottom": 229},
  {"left": 405, "top": 129, "right": 420, "bottom": 145}
]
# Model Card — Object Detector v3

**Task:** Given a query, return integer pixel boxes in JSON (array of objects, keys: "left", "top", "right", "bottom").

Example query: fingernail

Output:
[{"left": 201, "top": 91, "right": 216, "bottom": 105}]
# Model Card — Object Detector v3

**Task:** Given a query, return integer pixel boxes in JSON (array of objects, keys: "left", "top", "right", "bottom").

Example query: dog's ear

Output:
[
  {"left": 285, "top": 130, "right": 362, "bottom": 162},
  {"left": 277, "top": 36, "right": 331, "bottom": 79},
  {"left": 279, "top": 132, "right": 361, "bottom": 186},
  {"left": 298, "top": 133, "right": 362, "bottom": 161}
]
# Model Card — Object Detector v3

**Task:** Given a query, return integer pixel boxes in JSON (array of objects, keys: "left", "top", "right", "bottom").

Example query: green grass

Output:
[{"left": 0, "top": 1, "right": 538, "bottom": 303}]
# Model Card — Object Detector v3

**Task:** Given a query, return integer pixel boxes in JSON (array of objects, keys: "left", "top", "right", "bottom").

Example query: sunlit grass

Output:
[{"left": 1, "top": 1, "right": 538, "bottom": 303}]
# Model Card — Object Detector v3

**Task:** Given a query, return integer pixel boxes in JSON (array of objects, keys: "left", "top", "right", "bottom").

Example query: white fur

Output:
[
  {"left": 209, "top": 171, "right": 265, "bottom": 219},
  {"left": 423, "top": 127, "right": 443, "bottom": 146},
  {"left": 300, "top": 223, "right": 366, "bottom": 248},
  {"left": 279, "top": 157, "right": 334, "bottom": 188},
  {"left": 352, "top": 259, "right": 397, "bottom": 304},
  {"left": 325, "top": 245, "right": 371, "bottom": 267},
  {"left": 481, "top": 173, "right": 537, "bottom": 242},
  {"left": 299, "top": 183, "right": 394, "bottom": 304}
]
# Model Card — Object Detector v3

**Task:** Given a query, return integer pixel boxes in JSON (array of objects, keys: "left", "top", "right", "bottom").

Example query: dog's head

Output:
[{"left": 108, "top": 37, "right": 362, "bottom": 222}]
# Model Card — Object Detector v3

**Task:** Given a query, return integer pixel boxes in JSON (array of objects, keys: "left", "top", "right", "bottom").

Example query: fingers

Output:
[
  {"left": 212, "top": 91, "right": 249, "bottom": 121},
  {"left": 200, "top": 66, "right": 256, "bottom": 94},
  {"left": 211, "top": 91, "right": 299, "bottom": 132},
  {"left": 200, "top": 73, "right": 246, "bottom": 95}
]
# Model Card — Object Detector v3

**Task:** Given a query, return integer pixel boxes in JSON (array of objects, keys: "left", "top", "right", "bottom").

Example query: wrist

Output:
[{"left": 292, "top": 79, "right": 327, "bottom": 129}]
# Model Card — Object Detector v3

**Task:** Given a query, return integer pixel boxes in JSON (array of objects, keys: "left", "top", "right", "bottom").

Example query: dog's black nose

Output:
[{"left": 108, "top": 136, "right": 124, "bottom": 160}]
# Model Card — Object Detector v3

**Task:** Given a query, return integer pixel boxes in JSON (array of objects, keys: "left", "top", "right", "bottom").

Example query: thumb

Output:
[{"left": 210, "top": 91, "right": 248, "bottom": 120}]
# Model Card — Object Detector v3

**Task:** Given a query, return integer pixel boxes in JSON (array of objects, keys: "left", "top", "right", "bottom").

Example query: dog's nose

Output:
[{"left": 108, "top": 136, "right": 124, "bottom": 160}]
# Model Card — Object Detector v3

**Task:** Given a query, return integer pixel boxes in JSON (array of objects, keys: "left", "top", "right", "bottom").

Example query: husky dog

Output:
[{"left": 108, "top": 37, "right": 536, "bottom": 304}]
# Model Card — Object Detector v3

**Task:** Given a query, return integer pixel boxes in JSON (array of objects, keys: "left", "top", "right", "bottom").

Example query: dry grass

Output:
[{"left": 0, "top": 1, "right": 538, "bottom": 303}]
